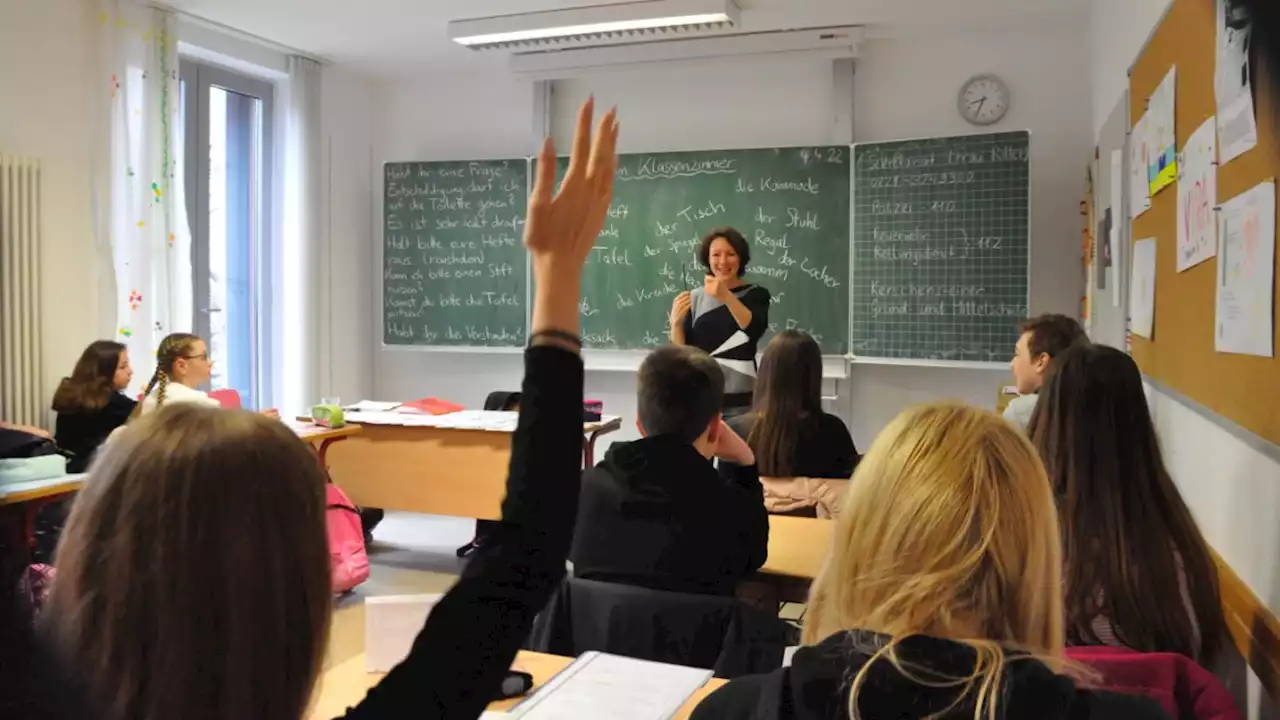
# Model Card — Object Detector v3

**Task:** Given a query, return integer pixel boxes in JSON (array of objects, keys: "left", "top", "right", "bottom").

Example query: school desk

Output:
[
  {"left": 0, "top": 474, "right": 87, "bottom": 507},
  {"left": 288, "top": 421, "right": 363, "bottom": 466},
  {"left": 321, "top": 416, "right": 621, "bottom": 521},
  {"left": 308, "top": 602, "right": 726, "bottom": 719}
]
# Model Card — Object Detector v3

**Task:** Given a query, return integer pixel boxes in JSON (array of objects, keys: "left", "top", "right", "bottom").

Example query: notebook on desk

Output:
[{"left": 511, "top": 652, "right": 713, "bottom": 720}]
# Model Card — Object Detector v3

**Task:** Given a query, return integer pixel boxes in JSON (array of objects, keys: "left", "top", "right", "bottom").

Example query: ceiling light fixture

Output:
[{"left": 449, "top": 0, "right": 740, "bottom": 49}]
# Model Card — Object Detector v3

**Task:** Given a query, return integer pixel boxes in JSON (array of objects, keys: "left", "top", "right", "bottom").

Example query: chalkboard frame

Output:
[
  {"left": 848, "top": 129, "right": 1033, "bottom": 369},
  {"left": 378, "top": 157, "right": 533, "bottom": 354}
]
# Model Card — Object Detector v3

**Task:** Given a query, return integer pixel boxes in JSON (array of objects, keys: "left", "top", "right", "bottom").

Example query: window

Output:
[{"left": 180, "top": 61, "right": 274, "bottom": 409}]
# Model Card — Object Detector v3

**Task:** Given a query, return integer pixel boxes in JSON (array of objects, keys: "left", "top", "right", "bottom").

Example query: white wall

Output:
[
  {"left": 0, "top": 0, "right": 104, "bottom": 421},
  {"left": 1089, "top": 0, "right": 1172, "bottom": 136}
]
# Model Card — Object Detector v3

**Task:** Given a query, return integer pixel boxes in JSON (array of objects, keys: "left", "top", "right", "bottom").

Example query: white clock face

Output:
[{"left": 960, "top": 76, "right": 1009, "bottom": 125}]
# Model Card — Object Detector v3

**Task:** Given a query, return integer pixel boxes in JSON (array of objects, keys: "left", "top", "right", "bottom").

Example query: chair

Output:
[
  {"left": 527, "top": 576, "right": 797, "bottom": 678},
  {"left": 1065, "top": 646, "right": 1243, "bottom": 720},
  {"left": 760, "top": 477, "right": 848, "bottom": 519},
  {"left": 208, "top": 388, "right": 242, "bottom": 409}
]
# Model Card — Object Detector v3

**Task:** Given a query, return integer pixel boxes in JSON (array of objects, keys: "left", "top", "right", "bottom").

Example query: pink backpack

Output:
[{"left": 326, "top": 484, "right": 370, "bottom": 594}]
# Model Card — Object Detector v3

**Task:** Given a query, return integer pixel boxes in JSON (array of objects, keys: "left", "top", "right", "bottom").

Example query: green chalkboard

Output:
[
  {"left": 382, "top": 160, "right": 528, "bottom": 347},
  {"left": 850, "top": 131, "right": 1030, "bottom": 362},
  {"left": 552, "top": 147, "right": 850, "bottom": 353}
]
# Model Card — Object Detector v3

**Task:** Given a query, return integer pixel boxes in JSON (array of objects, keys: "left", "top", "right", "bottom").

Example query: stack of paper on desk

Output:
[{"left": 513, "top": 652, "right": 713, "bottom": 720}]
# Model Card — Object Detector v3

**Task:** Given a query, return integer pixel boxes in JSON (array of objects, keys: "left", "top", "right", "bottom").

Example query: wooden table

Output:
[
  {"left": 761, "top": 515, "right": 831, "bottom": 580},
  {"left": 0, "top": 475, "right": 87, "bottom": 507},
  {"left": 289, "top": 422, "right": 363, "bottom": 466},
  {"left": 308, "top": 603, "right": 725, "bottom": 719},
  {"left": 323, "top": 417, "right": 621, "bottom": 521}
]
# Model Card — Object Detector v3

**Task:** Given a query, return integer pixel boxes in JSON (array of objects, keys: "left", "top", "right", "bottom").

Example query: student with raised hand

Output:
[
  {"left": 132, "top": 332, "right": 220, "bottom": 416},
  {"left": 1029, "top": 343, "right": 1226, "bottom": 664},
  {"left": 693, "top": 403, "right": 1168, "bottom": 720},
  {"left": 720, "top": 330, "right": 858, "bottom": 515},
  {"left": 52, "top": 340, "right": 136, "bottom": 473},
  {"left": 571, "top": 345, "right": 767, "bottom": 597},
  {"left": 1004, "top": 313, "right": 1087, "bottom": 430},
  {"left": 43, "top": 96, "right": 619, "bottom": 720}
]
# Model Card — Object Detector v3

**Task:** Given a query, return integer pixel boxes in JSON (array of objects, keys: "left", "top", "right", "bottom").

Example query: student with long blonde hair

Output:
[
  {"left": 693, "top": 403, "right": 1166, "bottom": 720},
  {"left": 42, "top": 96, "right": 618, "bottom": 720},
  {"left": 132, "top": 333, "right": 219, "bottom": 416}
]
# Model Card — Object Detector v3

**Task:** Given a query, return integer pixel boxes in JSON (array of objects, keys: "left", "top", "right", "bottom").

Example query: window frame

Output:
[{"left": 180, "top": 59, "right": 275, "bottom": 407}]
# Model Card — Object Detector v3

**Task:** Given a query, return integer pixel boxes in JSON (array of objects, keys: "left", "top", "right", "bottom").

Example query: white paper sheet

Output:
[
  {"left": 1109, "top": 150, "right": 1124, "bottom": 306},
  {"left": 515, "top": 652, "right": 712, "bottom": 720},
  {"left": 1217, "top": 0, "right": 1258, "bottom": 163},
  {"left": 1130, "top": 114, "right": 1152, "bottom": 220},
  {"left": 1215, "top": 181, "right": 1276, "bottom": 356},
  {"left": 344, "top": 400, "right": 402, "bottom": 412},
  {"left": 365, "top": 594, "right": 443, "bottom": 672},
  {"left": 1130, "top": 238, "right": 1158, "bottom": 339},
  {"left": 1177, "top": 118, "right": 1219, "bottom": 272},
  {"left": 1147, "top": 67, "right": 1178, "bottom": 196}
]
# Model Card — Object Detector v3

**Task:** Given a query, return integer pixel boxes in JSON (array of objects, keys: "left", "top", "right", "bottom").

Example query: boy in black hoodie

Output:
[{"left": 570, "top": 345, "right": 768, "bottom": 597}]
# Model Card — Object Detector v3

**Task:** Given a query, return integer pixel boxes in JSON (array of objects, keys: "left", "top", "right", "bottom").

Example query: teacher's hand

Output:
[
  {"left": 669, "top": 291, "right": 692, "bottom": 328},
  {"left": 704, "top": 276, "right": 731, "bottom": 302}
]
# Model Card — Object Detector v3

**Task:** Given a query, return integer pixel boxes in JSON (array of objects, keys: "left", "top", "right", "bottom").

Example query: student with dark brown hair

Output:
[
  {"left": 1029, "top": 343, "right": 1226, "bottom": 664},
  {"left": 51, "top": 340, "right": 136, "bottom": 473},
  {"left": 721, "top": 331, "right": 858, "bottom": 512},
  {"left": 43, "top": 96, "right": 619, "bottom": 720}
]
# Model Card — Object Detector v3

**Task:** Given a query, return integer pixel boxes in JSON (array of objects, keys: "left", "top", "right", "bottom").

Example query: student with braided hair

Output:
[{"left": 132, "top": 333, "right": 220, "bottom": 417}]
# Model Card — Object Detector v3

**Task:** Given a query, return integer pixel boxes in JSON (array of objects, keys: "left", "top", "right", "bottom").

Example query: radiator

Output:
[{"left": 0, "top": 154, "right": 42, "bottom": 427}]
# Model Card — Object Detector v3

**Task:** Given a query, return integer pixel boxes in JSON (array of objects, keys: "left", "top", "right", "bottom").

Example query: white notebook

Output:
[
  {"left": 364, "top": 594, "right": 443, "bottom": 673},
  {"left": 513, "top": 652, "right": 713, "bottom": 720}
]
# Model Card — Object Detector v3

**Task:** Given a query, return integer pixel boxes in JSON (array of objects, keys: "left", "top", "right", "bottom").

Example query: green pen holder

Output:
[{"left": 311, "top": 403, "right": 346, "bottom": 428}]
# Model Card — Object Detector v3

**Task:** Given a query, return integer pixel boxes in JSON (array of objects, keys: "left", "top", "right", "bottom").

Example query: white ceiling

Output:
[{"left": 162, "top": 0, "right": 1088, "bottom": 76}]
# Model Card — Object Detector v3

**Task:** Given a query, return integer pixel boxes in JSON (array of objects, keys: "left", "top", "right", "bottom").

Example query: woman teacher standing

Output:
[{"left": 669, "top": 227, "right": 772, "bottom": 416}]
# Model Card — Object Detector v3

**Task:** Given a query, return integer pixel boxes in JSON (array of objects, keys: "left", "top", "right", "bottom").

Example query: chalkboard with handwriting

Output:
[
  {"left": 561, "top": 147, "right": 850, "bottom": 353},
  {"left": 382, "top": 160, "right": 528, "bottom": 347},
  {"left": 850, "top": 132, "right": 1030, "bottom": 362}
]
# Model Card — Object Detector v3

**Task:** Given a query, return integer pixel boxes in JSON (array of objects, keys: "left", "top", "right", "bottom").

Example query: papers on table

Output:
[
  {"left": 514, "top": 652, "right": 713, "bottom": 720},
  {"left": 1177, "top": 118, "right": 1218, "bottom": 272},
  {"left": 1130, "top": 238, "right": 1158, "bottom": 340},
  {"left": 344, "top": 400, "right": 402, "bottom": 412},
  {"left": 1215, "top": 181, "right": 1276, "bottom": 357},
  {"left": 344, "top": 410, "right": 520, "bottom": 432}
]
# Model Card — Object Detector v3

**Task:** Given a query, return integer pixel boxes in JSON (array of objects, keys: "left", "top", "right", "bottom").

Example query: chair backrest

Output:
[
  {"left": 483, "top": 391, "right": 521, "bottom": 412},
  {"left": 1065, "top": 646, "right": 1243, "bottom": 720},
  {"left": 208, "top": 388, "right": 242, "bottom": 409},
  {"left": 528, "top": 576, "right": 796, "bottom": 678}
]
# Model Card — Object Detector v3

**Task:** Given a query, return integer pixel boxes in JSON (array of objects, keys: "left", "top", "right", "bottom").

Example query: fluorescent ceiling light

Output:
[
  {"left": 454, "top": 13, "right": 730, "bottom": 46},
  {"left": 449, "top": 0, "right": 740, "bottom": 49}
]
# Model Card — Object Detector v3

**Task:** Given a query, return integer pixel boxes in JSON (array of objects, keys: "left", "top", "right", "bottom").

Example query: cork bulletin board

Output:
[{"left": 1129, "top": 0, "right": 1280, "bottom": 446}]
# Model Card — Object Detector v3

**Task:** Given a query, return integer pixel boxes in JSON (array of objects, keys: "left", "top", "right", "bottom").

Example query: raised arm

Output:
[{"left": 338, "top": 97, "right": 618, "bottom": 720}]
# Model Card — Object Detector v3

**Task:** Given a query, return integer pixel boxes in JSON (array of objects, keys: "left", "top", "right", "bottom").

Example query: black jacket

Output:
[
  {"left": 692, "top": 631, "right": 1172, "bottom": 720},
  {"left": 528, "top": 576, "right": 797, "bottom": 678},
  {"left": 570, "top": 435, "right": 769, "bottom": 597},
  {"left": 338, "top": 346, "right": 584, "bottom": 719},
  {"left": 54, "top": 393, "right": 135, "bottom": 473}
]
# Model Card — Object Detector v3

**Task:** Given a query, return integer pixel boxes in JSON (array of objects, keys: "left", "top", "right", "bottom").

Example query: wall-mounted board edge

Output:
[
  {"left": 380, "top": 344, "right": 525, "bottom": 354},
  {"left": 1143, "top": 374, "right": 1280, "bottom": 464},
  {"left": 849, "top": 356, "right": 1007, "bottom": 371},
  {"left": 581, "top": 349, "right": 850, "bottom": 379}
]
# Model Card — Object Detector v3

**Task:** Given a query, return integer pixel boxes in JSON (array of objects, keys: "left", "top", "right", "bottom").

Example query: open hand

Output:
[{"left": 525, "top": 97, "right": 619, "bottom": 274}]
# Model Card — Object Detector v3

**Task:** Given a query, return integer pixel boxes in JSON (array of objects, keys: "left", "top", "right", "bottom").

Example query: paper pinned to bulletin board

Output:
[
  {"left": 1130, "top": 113, "right": 1153, "bottom": 219},
  {"left": 1147, "top": 67, "right": 1178, "bottom": 195},
  {"left": 1130, "top": 237, "right": 1158, "bottom": 339},
  {"left": 1176, "top": 117, "right": 1218, "bottom": 272},
  {"left": 1215, "top": 179, "right": 1276, "bottom": 357},
  {"left": 1215, "top": 0, "right": 1258, "bottom": 163}
]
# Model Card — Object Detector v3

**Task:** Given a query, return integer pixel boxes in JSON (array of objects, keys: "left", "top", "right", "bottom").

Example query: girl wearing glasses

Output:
[{"left": 132, "top": 333, "right": 220, "bottom": 416}]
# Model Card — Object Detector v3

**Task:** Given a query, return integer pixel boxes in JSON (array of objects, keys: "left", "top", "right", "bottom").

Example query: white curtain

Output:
[
  {"left": 94, "top": 0, "right": 191, "bottom": 397},
  {"left": 280, "top": 56, "right": 322, "bottom": 414}
]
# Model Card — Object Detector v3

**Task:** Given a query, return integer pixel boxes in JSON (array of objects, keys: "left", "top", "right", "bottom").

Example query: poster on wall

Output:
[
  {"left": 1176, "top": 117, "right": 1218, "bottom": 272},
  {"left": 1215, "top": 181, "right": 1276, "bottom": 357},
  {"left": 1130, "top": 113, "right": 1152, "bottom": 220},
  {"left": 1217, "top": 0, "right": 1258, "bottom": 163},
  {"left": 1130, "top": 238, "right": 1158, "bottom": 340},
  {"left": 1146, "top": 67, "right": 1178, "bottom": 195}
]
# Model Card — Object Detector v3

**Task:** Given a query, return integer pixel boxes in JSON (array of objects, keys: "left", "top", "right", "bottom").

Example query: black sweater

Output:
[
  {"left": 692, "top": 631, "right": 1172, "bottom": 720},
  {"left": 570, "top": 436, "right": 769, "bottom": 597},
  {"left": 720, "top": 412, "right": 858, "bottom": 482},
  {"left": 54, "top": 393, "right": 136, "bottom": 473},
  {"left": 338, "top": 346, "right": 584, "bottom": 719}
]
